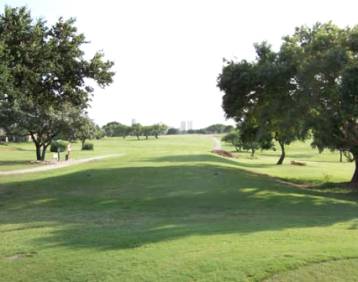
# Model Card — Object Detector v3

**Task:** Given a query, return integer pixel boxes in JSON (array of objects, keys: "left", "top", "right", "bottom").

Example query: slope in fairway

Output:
[{"left": 0, "top": 135, "right": 357, "bottom": 281}]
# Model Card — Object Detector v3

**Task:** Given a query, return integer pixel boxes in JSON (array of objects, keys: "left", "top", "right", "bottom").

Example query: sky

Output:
[{"left": 2, "top": 0, "right": 358, "bottom": 128}]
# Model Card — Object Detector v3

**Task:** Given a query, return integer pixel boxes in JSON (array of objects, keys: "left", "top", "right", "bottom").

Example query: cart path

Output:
[
  {"left": 0, "top": 154, "right": 124, "bottom": 175},
  {"left": 212, "top": 136, "right": 222, "bottom": 150}
]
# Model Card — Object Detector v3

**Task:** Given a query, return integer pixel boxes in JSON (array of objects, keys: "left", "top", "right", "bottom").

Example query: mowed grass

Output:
[
  {"left": 0, "top": 139, "right": 118, "bottom": 171},
  {"left": 221, "top": 138, "right": 355, "bottom": 184},
  {"left": 0, "top": 135, "right": 357, "bottom": 281}
]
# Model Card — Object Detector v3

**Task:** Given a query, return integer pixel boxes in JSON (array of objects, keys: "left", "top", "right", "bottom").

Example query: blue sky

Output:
[{"left": 2, "top": 0, "right": 358, "bottom": 128}]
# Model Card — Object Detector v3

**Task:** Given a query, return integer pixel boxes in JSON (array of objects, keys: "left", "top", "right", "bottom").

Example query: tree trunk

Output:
[
  {"left": 277, "top": 141, "right": 286, "bottom": 165},
  {"left": 35, "top": 143, "right": 42, "bottom": 161},
  {"left": 351, "top": 154, "right": 358, "bottom": 185},
  {"left": 81, "top": 139, "right": 86, "bottom": 150},
  {"left": 251, "top": 148, "right": 255, "bottom": 157},
  {"left": 339, "top": 150, "right": 343, "bottom": 163},
  {"left": 41, "top": 144, "right": 48, "bottom": 161}
]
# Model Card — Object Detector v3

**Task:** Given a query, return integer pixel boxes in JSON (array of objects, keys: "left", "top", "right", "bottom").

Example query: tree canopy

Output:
[
  {"left": 218, "top": 22, "right": 358, "bottom": 184},
  {"left": 0, "top": 6, "right": 114, "bottom": 160}
]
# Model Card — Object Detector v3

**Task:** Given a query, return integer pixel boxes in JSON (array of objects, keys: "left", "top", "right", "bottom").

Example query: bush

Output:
[
  {"left": 50, "top": 140, "right": 68, "bottom": 153},
  {"left": 167, "top": 128, "right": 179, "bottom": 135},
  {"left": 82, "top": 142, "right": 94, "bottom": 150}
]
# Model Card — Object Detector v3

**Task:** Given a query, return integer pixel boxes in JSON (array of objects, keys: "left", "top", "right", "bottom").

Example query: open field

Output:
[{"left": 0, "top": 135, "right": 357, "bottom": 281}]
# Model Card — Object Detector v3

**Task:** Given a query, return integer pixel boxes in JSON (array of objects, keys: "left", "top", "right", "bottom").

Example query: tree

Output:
[
  {"left": 222, "top": 131, "right": 242, "bottom": 152},
  {"left": 218, "top": 22, "right": 358, "bottom": 184},
  {"left": 239, "top": 119, "right": 274, "bottom": 157},
  {"left": 131, "top": 123, "right": 142, "bottom": 140},
  {"left": 152, "top": 124, "right": 168, "bottom": 138},
  {"left": 102, "top": 122, "right": 120, "bottom": 137},
  {"left": 0, "top": 7, "right": 114, "bottom": 160},
  {"left": 73, "top": 115, "right": 97, "bottom": 149},
  {"left": 217, "top": 42, "right": 307, "bottom": 165},
  {"left": 94, "top": 125, "right": 105, "bottom": 140},
  {"left": 224, "top": 125, "right": 234, "bottom": 133},
  {"left": 142, "top": 125, "right": 153, "bottom": 140},
  {"left": 167, "top": 128, "right": 179, "bottom": 135},
  {"left": 255, "top": 42, "right": 308, "bottom": 164},
  {"left": 102, "top": 122, "right": 130, "bottom": 138},
  {"left": 204, "top": 124, "right": 228, "bottom": 134},
  {"left": 217, "top": 58, "right": 274, "bottom": 158},
  {"left": 283, "top": 23, "right": 358, "bottom": 184}
]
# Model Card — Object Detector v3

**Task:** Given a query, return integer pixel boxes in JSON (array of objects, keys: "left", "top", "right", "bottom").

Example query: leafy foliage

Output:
[
  {"left": 222, "top": 131, "right": 242, "bottom": 151},
  {"left": 50, "top": 140, "right": 68, "bottom": 153},
  {"left": 218, "top": 22, "right": 358, "bottom": 183},
  {"left": 0, "top": 6, "right": 114, "bottom": 160},
  {"left": 82, "top": 142, "right": 94, "bottom": 151}
]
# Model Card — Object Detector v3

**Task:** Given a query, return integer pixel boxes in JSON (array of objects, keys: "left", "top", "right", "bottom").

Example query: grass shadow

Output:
[{"left": 0, "top": 161, "right": 357, "bottom": 251}]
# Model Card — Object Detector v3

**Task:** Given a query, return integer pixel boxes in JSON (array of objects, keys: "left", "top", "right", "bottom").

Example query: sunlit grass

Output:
[{"left": 0, "top": 135, "right": 357, "bottom": 281}]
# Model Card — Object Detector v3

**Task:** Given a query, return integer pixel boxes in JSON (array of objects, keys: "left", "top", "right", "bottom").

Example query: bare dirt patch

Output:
[{"left": 211, "top": 149, "right": 235, "bottom": 158}]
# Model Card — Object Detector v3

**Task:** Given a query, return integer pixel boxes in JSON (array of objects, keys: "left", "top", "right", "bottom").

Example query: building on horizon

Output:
[
  {"left": 180, "top": 121, "right": 186, "bottom": 132},
  {"left": 131, "top": 118, "right": 137, "bottom": 125},
  {"left": 187, "top": 120, "right": 193, "bottom": 130}
]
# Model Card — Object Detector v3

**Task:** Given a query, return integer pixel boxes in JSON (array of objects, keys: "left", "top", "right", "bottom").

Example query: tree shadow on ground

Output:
[{"left": 0, "top": 154, "right": 357, "bottom": 252}]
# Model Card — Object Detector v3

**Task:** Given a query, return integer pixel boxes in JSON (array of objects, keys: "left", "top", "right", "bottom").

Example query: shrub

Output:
[
  {"left": 50, "top": 140, "right": 68, "bottom": 153},
  {"left": 82, "top": 142, "right": 94, "bottom": 150}
]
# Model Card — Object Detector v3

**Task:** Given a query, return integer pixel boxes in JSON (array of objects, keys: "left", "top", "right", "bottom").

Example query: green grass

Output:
[
  {"left": 0, "top": 135, "right": 357, "bottom": 281},
  {"left": 0, "top": 141, "right": 100, "bottom": 171},
  {"left": 221, "top": 139, "right": 355, "bottom": 184},
  {"left": 265, "top": 258, "right": 358, "bottom": 282}
]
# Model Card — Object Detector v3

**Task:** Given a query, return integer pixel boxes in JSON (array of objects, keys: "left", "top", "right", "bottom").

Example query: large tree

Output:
[
  {"left": 0, "top": 6, "right": 114, "bottom": 160},
  {"left": 283, "top": 23, "right": 358, "bottom": 184},
  {"left": 104, "top": 122, "right": 131, "bottom": 138},
  {"left": 218, "top": 22, "right": 358, "bottom": 184},
  {"left": 217, "top": 42, "right": 307, "bottom": 165}
]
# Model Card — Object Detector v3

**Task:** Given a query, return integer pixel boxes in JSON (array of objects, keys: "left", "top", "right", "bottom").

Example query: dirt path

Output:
[
  {"left": 0, "top": 154, "right": 124, "bottom": 176},
  {"left": 212, "top": 136, "right": 222, "bottom": 150}
]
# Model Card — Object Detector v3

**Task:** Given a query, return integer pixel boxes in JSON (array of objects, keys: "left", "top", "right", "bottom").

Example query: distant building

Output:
[
  {"left": 187, "top": 120, "right": 193, "bottom": 130},
  {"left": 131, "top": 119, "right": 137, "bottom": 125},
  {"left": 180, "top": 121, "right": 186, "bottom": 132}
]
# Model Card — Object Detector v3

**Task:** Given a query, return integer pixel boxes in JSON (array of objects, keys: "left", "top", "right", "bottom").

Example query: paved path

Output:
[
  {"left": 212, "top": 136, "right": 222, "bottom": 150},
  {"left": 0, "top": 154, "right": 124, "bottom": 176}
]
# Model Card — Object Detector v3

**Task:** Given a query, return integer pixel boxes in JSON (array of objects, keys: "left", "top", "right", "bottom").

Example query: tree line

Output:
[
  {"left": 165, "top": 124, "right": 234, "bottom": 135},
  {"left": 102, "top": 122, "right": 168, "bottom": 140},
  {"left": 217, "top": 22, "right": 358, "bottom": 185},
  {"left": 102, "top": 122, "right": 234, "bottom": 138}
]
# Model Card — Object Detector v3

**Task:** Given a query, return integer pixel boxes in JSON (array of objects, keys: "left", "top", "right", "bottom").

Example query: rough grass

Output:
[{"left": 0, "top": 135, "right": 357, "bottom": 281}]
